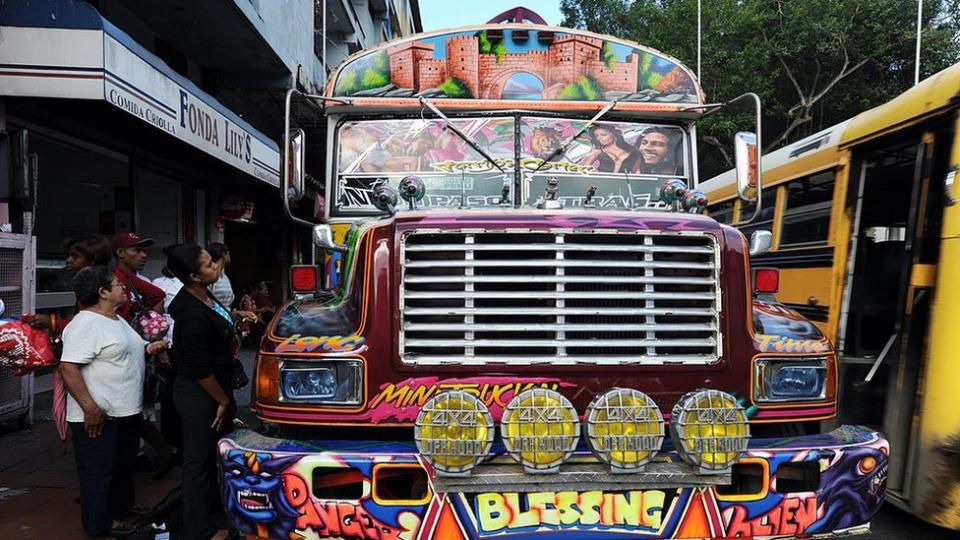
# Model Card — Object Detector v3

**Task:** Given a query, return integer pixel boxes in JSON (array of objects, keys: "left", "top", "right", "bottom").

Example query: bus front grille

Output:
[{"left": 400, "top": 229, "right": 721, "bottom": 365}]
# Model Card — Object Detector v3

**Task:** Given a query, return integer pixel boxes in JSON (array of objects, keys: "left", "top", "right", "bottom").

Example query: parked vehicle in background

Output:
[
  {"left": 702, "top": 62, "right": 960, "bottom": 531},
  {"left": 218, "top": 14, "right": 890, "bottom": 539}
]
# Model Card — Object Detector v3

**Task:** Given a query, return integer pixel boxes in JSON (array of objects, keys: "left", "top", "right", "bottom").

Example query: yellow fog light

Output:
[
  {"left": 585, "top": 388, "right": 664, "bottom": 473},
  {"left": 669, "top": 389, "right": 750, "bottom": 474},
  {"left": 414, "top": 390, "right": 494, "bottom": 477},
  {"left": 501, "top": 388, "right": 580, "bottom": 473}
]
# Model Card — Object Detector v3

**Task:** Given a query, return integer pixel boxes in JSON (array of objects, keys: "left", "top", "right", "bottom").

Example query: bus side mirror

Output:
[
  {"left": 287, "top": 128, "right": 306, "bottom": 201},
  {"left": 749, "top": 230, "right": 772, "bottom": 257},
  {"left": 313, "top": 224, "right": 347, "bottom": 253},
  {"left": 735, "top": 132, "right": 759, "bottom": 203}
]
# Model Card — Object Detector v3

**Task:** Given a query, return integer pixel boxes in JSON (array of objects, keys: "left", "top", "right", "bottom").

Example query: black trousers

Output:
[
  {"left": 174, "top": 376, "right": 234, "bottom": 540},
  {"left": 69, "top": 414, "right": 140, "bottom": 536}
]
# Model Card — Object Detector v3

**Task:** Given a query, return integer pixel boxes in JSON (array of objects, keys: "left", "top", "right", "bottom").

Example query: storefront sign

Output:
[
  {"left": 0, "top": 23, "right": 280, "bottom": 187},
  {"left": 220, "top": 195, "right": 255, "bottom": 221},
  {"left": 103, "top": 36, "right": 280, "bottom": 186}
]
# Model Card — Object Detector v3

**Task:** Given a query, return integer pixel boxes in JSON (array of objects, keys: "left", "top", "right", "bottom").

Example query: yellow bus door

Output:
[
  {"left": 837, "top": 123, "right": 952, "bottom": 504},
  {"left": 910, "top": 113, "right": 960, "bottom": 529}
]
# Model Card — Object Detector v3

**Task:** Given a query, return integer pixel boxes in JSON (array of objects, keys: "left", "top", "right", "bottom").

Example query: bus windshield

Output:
[{"left": 333, "top": 116, "right": 688, "bottom": 215}]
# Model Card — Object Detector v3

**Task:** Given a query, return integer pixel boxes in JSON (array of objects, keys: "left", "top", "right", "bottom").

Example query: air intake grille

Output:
[{"left": 400, "top": 229, "right": 721, "bottom": 365}]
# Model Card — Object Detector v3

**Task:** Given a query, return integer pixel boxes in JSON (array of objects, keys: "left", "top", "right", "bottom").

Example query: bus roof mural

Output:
[{"left": 325, "top": 24, "right": 703, "bottom": 105}]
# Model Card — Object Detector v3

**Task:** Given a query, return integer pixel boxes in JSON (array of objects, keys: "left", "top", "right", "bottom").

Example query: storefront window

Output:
[
  {"left": 32, "top": 134, "right": 130, "bottom": 296},
  {"left": 135, "top": 167, "right": 184, "bottom": 278}
]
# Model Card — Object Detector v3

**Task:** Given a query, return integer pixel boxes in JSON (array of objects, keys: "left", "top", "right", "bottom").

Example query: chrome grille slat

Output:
[
  {"left": 400, "top": 229, "right": 721, "bottom": 365},
  {"left": 404, "top": 291, "right": 715, "bottom": 300},
  {"left": 403, "top": 307, "right": 716, "bottom": 316},
  {"left": 405, "top": 338, "right": 715, "bottom": 348},
  {"left": 404, "top": 243, "right": 715, "bottom": 254},
  {"left": 403, "top": 323, "right": 716, "bottom": 332},
  {"left": 405, "top": 259, "right": 714, "bottom": 269},
  {"left": 410, "top": 355, "right": 714, "bottom": 365},
  {"left": 404, "top": 275, "right": 715, "bottom": 285}
]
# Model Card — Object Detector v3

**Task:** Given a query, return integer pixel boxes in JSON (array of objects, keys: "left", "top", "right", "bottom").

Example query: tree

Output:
[
  {"left": 478, "top": 31, "right": 508, "bottom": 63},
  {"left": 562, "top": 0, "right": 960, "bottom": 176},
  {"left": 601, "top": 41, "right": 618, "bottom": 69}
]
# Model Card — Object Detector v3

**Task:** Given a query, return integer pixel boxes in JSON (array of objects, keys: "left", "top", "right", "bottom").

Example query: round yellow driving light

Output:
[
  {"left": 414, "top": 390, "right": 494, "bottom": 477},
  {"left": 585, "top": 388, "right": 664, "bottom": 473},
  {"left": 669, "top": 389, "right": 750, "bottom": 474},
  {"left": 501, "top": 388, "right": 580, "bottom": 474}
]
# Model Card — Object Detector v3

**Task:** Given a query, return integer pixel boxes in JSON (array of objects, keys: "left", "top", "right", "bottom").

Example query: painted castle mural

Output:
[{"left": 330, "top": 28, "right": 700, "bottom": 103}]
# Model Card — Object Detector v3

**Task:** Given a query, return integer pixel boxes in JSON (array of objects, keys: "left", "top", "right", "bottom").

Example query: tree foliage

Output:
[
  {"left": 478, "top": 31, "right": 508, "bottom": 63},
  {"left": 438, "top": 77, "right": 472, "bottom": 98},
  {"left": 561, "top": 0, "right": 960, "bottom": 177},
  {"left": 557, "top": 75, "right": 605, "bottom": 100},
  {"left": 335, "top": 70, "right": 359, "bottom": 95},
  {"left": 601, "top": 41, "right": 618, "bottom": 69},
  {"left": 337, "top": 50, "right": 392, "bottom": 94}
]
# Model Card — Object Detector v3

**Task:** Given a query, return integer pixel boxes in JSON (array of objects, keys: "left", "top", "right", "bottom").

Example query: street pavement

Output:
[
  {"left": 0, "top": 349, "right": 258, "bottom": 539},
  {"left": 0, "top": 348, "right": 956, "bottom": 539}
]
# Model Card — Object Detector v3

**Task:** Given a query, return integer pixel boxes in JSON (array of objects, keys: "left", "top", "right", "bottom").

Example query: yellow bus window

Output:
[
  {"left": 708, "top": 200, "right": 735, "bottom": 224},
  {"left": 738, "top": 190, "right": 777, "bottom": 237},
  {"left": 781, "top": 171, "right": 834, "bottom": 246}
]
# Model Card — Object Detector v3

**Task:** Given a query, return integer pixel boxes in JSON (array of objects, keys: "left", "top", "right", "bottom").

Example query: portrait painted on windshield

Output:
[
  {"left": 520, "top": 119, "right": 684, "bottom": 177},
  {"left": 583, "top": 125, "right": 641, "bottom": 173}
]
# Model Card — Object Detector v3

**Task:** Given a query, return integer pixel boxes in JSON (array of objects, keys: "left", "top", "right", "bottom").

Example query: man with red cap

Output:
[
  {"left": 111, "top": 232, "right": 175, "bottom": 478},
  {"left": 111, "top": 232, "right": 165, "bottom": 321}
]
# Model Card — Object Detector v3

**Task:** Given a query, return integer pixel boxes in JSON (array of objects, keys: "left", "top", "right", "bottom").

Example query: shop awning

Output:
[{"left": 0, "top": 0, "right": 280, "bottom": 186}]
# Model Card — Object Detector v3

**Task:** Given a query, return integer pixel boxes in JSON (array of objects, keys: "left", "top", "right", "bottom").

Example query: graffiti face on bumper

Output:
[{"left": 222, "top": 450, "right": 300, "bottom": 537}]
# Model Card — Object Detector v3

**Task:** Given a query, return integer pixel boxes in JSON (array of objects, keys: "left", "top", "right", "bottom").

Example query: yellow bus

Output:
[{"left": 701, "top": 62, "right": 960, "bottom": 530}]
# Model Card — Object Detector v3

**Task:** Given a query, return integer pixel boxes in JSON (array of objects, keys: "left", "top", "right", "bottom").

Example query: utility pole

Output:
[
  {"left": 322, "top": 0, "right": 328, "bottom": 78},
  {"left": 914, "top": 0, "right": 923, "bottom": 86},
  {"left": 697, "top": 0, "right": 702, "bottom": 82}
]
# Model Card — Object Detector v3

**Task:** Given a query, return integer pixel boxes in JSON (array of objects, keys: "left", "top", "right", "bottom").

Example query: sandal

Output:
[{"left": 108, "top": 520, "right": 137, "bottom": 537}]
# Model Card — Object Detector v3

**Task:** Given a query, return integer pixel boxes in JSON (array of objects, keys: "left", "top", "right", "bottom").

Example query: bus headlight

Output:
[
  {"left": 279, "top": 360, "right": 362, "bottom": 404},
  {"left": 584, "top": 388, "right": 664, "bottom": 473},
  {"left": 670, "top": 389, "right": 750, "bottom": 474},
  {"left": 501, "top": 388, "right": 580, "bottom": 474},
  {"left": 755, "top": 358, "right": 827, "bottom": 401},
  {"left": 414, "top": 390, "right": 494, "bottom": 477}
]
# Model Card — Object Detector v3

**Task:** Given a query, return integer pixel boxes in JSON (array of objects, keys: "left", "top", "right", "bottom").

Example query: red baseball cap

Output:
[{"left": 111, "top": 232, "right": 154, "bottom": 250}]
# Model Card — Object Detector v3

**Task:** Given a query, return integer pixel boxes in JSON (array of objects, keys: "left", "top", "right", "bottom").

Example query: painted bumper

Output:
[{"left": 217, "top": 425, "right": 887, "bottom": 540}]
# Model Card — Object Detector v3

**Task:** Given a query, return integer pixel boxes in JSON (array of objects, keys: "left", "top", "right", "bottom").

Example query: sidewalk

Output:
[
  {"left": 0, "top": 418, "right": 178, "bottom": 538},
  {"left": 0, "top": 348, "right": 257, "bottom": 538}
]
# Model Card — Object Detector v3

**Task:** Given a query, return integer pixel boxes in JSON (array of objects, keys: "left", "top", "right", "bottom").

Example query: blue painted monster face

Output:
[{"left": 222, "top": 450, "right": 300, "bottom": 525}]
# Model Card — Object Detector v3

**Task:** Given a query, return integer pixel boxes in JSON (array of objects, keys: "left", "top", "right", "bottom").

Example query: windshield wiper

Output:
[
  {"left": 529, "top": 99, "right": 619, "bottom": 176},
  {"left": 418, "top": 96, "right": 506, "bottom": 173}
]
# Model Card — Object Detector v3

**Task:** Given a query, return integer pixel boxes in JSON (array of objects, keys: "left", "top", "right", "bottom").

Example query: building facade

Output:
[{"left": 0, "top": 0, "right": 420, "bottom": 317}]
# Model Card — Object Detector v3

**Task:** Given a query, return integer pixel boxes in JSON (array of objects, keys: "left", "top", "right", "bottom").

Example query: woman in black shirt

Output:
[{"left": 165, "top": 244, "right": 237, "bottom": 540}]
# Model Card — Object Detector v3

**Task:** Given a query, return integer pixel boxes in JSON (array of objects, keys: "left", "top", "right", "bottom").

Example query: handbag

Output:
[
  {"left": 121, "top": 274, "right": 168, "bottom": 341},
  {"left": 230, "top": 357, "right": 249, "bottom": 389},
  {"left": 0, "top": 318, "right": 58, "bottom": 375}
]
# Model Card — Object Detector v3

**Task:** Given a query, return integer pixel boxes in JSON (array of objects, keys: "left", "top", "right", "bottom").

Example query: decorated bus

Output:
[{"left": 219, "top": 12, "right": 888, "bottom": 540}]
